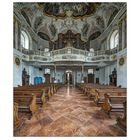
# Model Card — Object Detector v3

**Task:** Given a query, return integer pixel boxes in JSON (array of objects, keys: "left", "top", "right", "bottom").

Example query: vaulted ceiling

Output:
[{"left": 14, "top": 2, "right": 124, "bottom": 42}]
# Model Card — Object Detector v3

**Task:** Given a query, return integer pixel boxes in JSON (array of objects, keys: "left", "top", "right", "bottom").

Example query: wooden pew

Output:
[
  {"left": 86, "top": 88, "right": 96, "bottom": 99},
  {"left": 116, "top": 101, "right": 127, "bottom": 131},
  {"left": 14, "top": 89, "right": 46, "bottom": 107},
  {"left": 76, "top": 84, "right": 97, "bottom": 100},
  {"left": 76, "top": 84, "right": 126, "bottom": 103},
  {"left": 102, "top": 93, "right": 126, "bottom": 117},
  {"left": 13, "top": 94, "right": 38, "bottom": 131},
  {"left": 14, "top": 83, "right": 62, "bottom": 107},
  {"left": 14, "top": 93, "right": 37, "bottom": 131},
  {"left": 76, "top": 83, "right": 122, "bottom": 99},
  {"left": 13, "top": 83, "right": 62, "bottom": 131},
  {"left": 14, "top": 93, "right": 37, "bottom": 116},
  {"left": 94, "top": 88, "right": 126, "bottom": 105},
  {"left": 14, "top": 86, "right": 51, "bottom": 101},
  {"left": 14, "top": 102, "right": 24, "bottom": 131}
]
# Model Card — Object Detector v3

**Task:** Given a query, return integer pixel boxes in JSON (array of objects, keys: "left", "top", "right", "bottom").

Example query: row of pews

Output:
[
  {"left": 13, "top": 83, "right": 62, "bottom": 131},
  {"left": 76, "top": 83, "right": 127, "bottom": 131}
]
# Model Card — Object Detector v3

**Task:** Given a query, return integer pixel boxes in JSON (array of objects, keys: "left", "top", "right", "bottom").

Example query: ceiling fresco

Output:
[
  {"left": 38, "top": 3, "right": 101, "bottom": 19},
  {"left": 34, "top": 16, "right": 44, "bottom": 30},
  {"left": 14, "top": 2, "right": 125, "bottom": 43},
  {"left": 21, "top": 10, "right": 31, "bottom": 26}
]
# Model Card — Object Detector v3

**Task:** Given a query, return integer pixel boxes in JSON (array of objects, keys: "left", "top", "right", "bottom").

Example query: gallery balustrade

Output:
[{"left": 14, "top": 46, "right": 120, "bottom": 63}]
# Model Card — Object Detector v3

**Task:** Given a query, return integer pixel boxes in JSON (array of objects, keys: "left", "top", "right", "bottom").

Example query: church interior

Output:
[{"left": 13, "top": 2, "right": 127, "bottom": 137}]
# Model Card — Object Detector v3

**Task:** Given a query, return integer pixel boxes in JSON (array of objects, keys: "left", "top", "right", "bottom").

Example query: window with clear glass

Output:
[
  {"left": 21, "top": 30, "right": 29, "bottom": 49},
  {"left": 110, "top": 30, "right": 119, "bottom": 49},
  {"left": 114, "top": 33, "right": 119, "bottom": 48}
]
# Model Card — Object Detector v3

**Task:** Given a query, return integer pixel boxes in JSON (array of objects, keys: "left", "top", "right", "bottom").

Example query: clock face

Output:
[{"left": 15, "top": 57, "right": 20, "bottom": 66}]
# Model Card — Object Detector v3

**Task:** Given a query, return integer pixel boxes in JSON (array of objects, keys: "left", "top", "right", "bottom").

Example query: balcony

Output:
[{"left": 14, "top": 47, "right": 118, "bottom": 64}]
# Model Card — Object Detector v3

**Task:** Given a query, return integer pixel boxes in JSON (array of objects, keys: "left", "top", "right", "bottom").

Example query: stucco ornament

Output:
[
  {"left": 15, "top": 57, "right": 21, "bottom": 66},
  {"left": 119, "top": 57, "right": 124, "bottom": 65}
]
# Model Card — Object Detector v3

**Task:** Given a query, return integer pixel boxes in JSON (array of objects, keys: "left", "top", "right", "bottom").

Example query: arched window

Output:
[
  {"left": 21, "top": 30, "right": 29, "bottom": 49},
  {"left": 110, "top": 30, "right": 119, "bottom": 49}
]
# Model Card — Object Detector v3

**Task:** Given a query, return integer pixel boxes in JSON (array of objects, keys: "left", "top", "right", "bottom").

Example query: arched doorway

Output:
[{"left": 65, "top": 70, "right": 73, "bottom": 85}]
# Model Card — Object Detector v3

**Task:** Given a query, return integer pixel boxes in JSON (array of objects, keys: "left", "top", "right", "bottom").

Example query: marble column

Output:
[
  {"left": 15, "top": 19, "right": 18, "bottom": 50},
  {"left": 124, "top": 18, "right": 127, "bottom": 48},
  {"left": 15, "top": 19, "right": 21, "bottom": 51},
  {"left": 53, "top": 42, "right": 55, "bottom": 51},
  {"left": 81, "top": 65, "right": 84, "bottom": 82},
  {"left": 118, "top": 21, "right": 122, "bottom": 51},
  {"left": 73, "top": 71, "right": 75, "bottom": 86},
  {"left": 13, "top": 17, "right": 16, "bottom": 49},
  {"left": 54, "top": 65, "right": 56, "bottom": 77},
  {"left": 122, "top": 19, "right": 125, "bottom": 49},
  {"left": 50, "top": 68, "right": 55, "bottom": 83},
  {"left": 82, "top": 65, "right": 84, "bottom": 75},
  {"left": 18, "top": 23, "right": 21, "bottom": 51}
]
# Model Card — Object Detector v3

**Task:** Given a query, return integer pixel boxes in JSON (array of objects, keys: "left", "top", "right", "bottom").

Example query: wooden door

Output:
[
  {"left": 88, "top": 74, "right": 94, "bottom": 83},
  {"left": 44, "top": 74, "right": 50, "bottom": 84},
  {"left": 69, "top": 73, "right": 72, "bottom": 84}
]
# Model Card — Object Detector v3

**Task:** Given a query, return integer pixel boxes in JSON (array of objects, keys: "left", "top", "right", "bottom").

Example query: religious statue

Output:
[
  {"left": 109, "top": 68, "right": 117, "bottom": 86},
  {"left": 22, "top": 68, "right": 30, "bottom": 86}
]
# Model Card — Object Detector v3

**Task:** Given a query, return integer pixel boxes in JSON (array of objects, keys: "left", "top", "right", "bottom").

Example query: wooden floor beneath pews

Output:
[{"left": 14, "top": 85, "right": 126, "bottom": 137}]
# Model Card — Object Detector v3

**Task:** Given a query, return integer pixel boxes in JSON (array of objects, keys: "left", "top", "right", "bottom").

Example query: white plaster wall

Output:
[
  {"left": 50, "top": 69, "right": 64, "bottom": 83},
  {"left": 51, "top": 70, "right": 85, "bottom": 84},
  {"left": 104, "top": 63, "right": 117, "bottom": 85},
  {"left": 117, "top": 57, "right": 127, "bottom": 88},
  {"left": 117, "top": 49, "right": 127, "bottom": 88},
  {"left": 93, "top": 59, "right": 126, "bottom": 87},
  {"left": 55, "top": 70, "right": 65, "bottom": 83},
  {"left": 94, "top": 70, "right": 99, "bottom": 83},
  {"left": 99, "top": 68, "right": 105, "bottom": 84},
  {"left": 22, "top": 62, "right": 45, "bottom": 85},
  {"left": 53, "top": 69, "right": 88, "bottom": 84},
  {"left": 76, "top": 71, "right": 82, "bottom": 83},
  {"left": 117, "top": 61, "right": 127, "bottom": 87},
  {"left": 28, "top": 65, "right": 45, "bottom": 84},
  {"left": 76, "top": 71, "right": 87, "bottom": 83},
  {"left": 13, "top": 55, "right": 45, "bottom": 87},
  {"left": 50, "top": 69, "right": 54, "bottom": 83},
  {"left": 83, "top": 70, "right": 88, "bottom": 78},
  {"left": 13, "top": 60, "right": 22, "bottom": 87},
  {"left": 104, "top": 66, "right": 110, "bottom": 85},
  {"left": 94, "top": 62, "right": 117, "bottom": 85}
]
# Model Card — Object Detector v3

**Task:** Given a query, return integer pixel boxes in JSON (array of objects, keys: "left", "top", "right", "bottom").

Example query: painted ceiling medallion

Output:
[{"left": 38, "top": 3, "right": 101, "bottom": 19}]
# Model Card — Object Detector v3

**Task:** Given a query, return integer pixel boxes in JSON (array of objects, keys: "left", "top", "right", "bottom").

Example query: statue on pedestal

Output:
[{"left": 22, "top": 68, "right": 30, "bottom": 86}]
